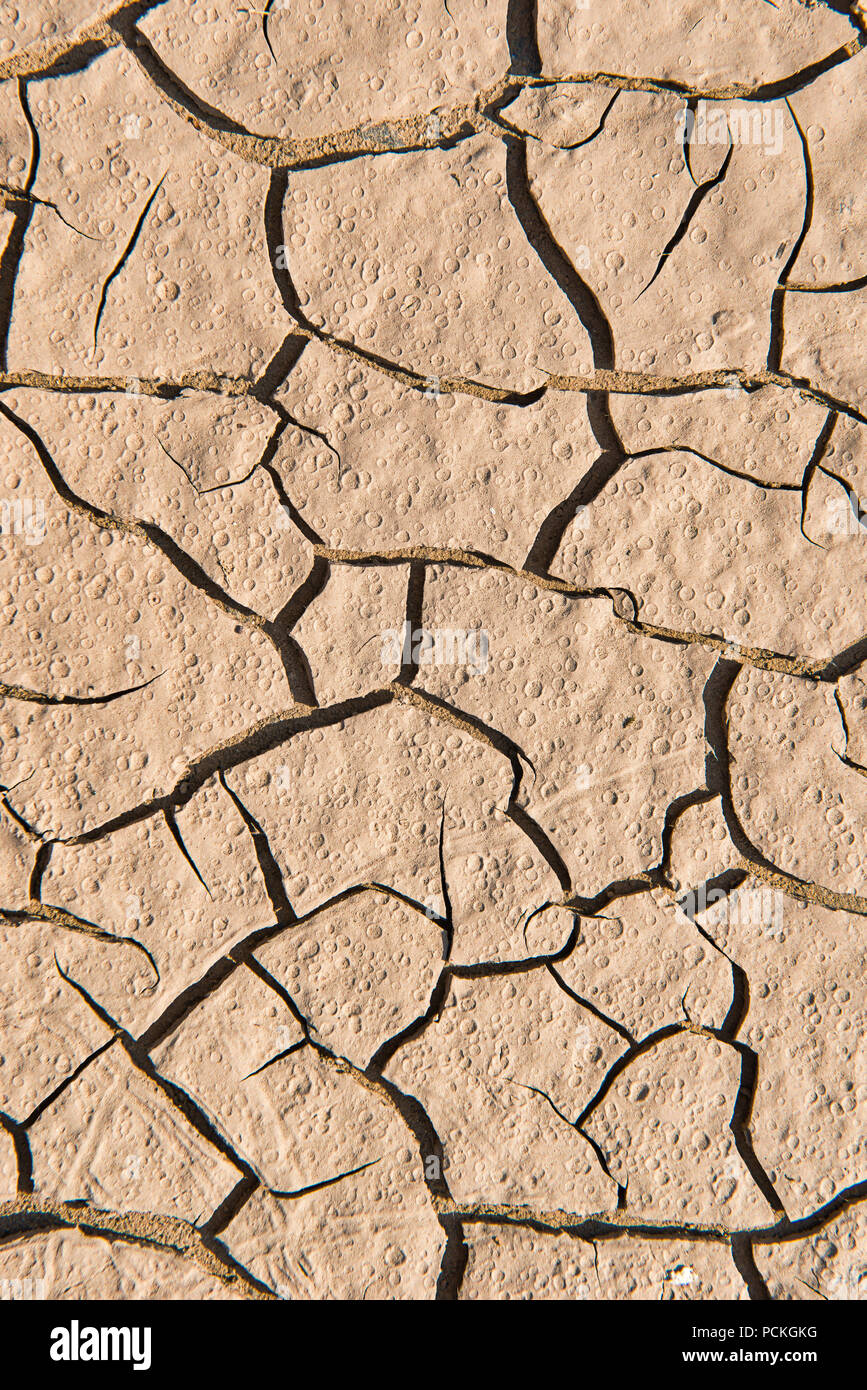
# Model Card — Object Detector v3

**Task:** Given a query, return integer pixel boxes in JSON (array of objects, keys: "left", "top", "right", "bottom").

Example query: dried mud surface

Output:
[{"left": 0, "top": 0, "right": 865, "bottom": 1302}]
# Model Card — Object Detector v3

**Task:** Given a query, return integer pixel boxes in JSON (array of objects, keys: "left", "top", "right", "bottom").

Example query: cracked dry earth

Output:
[{"left": 0, "top": 0, "right": 865, "bottom": 1306}]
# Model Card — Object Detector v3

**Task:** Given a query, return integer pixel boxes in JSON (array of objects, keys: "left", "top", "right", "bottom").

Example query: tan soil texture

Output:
[{"left": 0, "top": 0, "right": 865, "bottom": 1303}]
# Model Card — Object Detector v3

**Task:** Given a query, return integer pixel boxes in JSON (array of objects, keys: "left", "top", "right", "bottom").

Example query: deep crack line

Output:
[
  {"left": 3, "top": 362, "right": 867, "bottom": 426},
  {"left": 767, "top": 99, "right": 813, "bottom": 372},
  {"left": 506, "top": 0, "right": 541, "bottom": 78},
  {"left": 318, "top": 545, "right": 867, "bottom": 681},
  {"left": 703, "top": 657, "right": 867, "bottom": 916},
  {"left": 0, "top": 82, "right": 37, "bottom": 372},
  {"left": 438, "top": 1175, "right": 867, "bottom": 1244},
  {"left": 635, "top": 136, "right": 734, "bottom": 301},
  {"left": 569, "top": 1017, "right": 786, "bottom": 1223},
  {"left": 218, "top": 768, "right": 296, "bottom": 927},
  {"left": 504, "top": 137, "right": 616, "bottom": 373},
  {"left": 0, "top": 904, "right": 160, "bottom": 987},
  {"left": 0, "top": 398, "right": 318, "bottom": 707},
  {"left": 0, "top": 180, "right": 101, "bottom": 241},
  {"left": 50, "top": 954, "right": 274, "bottom": 1204},
  {"left": 492, "top": 90, "right": 620, "bottom": 150},
  {"left": 0, "top": 1195, "right": 276, "bottom": 1298},
  {"left": 0, "top": 672, "right": 163, "bottom": 706},
  {"left": 92, "top": 172, "right": 166, "bottom": 350},
  {"left": 799, "top": 410, "right": 838, "bottom": 546}
]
